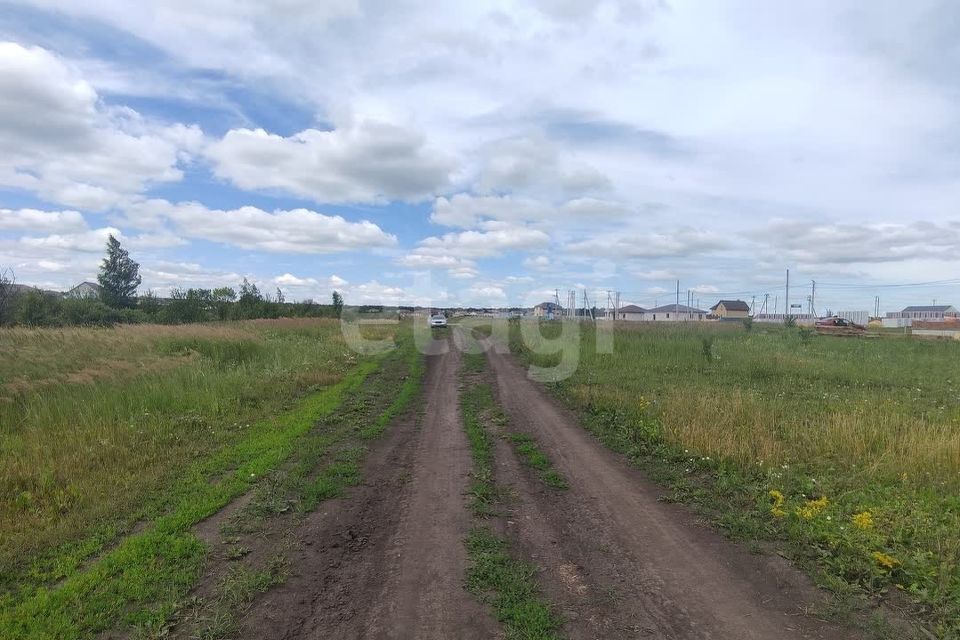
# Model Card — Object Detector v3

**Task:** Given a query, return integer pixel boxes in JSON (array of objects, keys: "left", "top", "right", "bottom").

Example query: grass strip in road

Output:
[
  {"left": 462, "top": 383, "right": 498, "bottom": 517},
  {"left": 460, "top": 357, "right": 563, "bottom": 639},
  {"left": 0, "top": 360, "right": 379, "bottom": 639},
  {"left": 466, "top": 527, "right": 564, "bottom": 640},
  {"left": 506, "top": 433, "right": 568, "bottom": 490}
]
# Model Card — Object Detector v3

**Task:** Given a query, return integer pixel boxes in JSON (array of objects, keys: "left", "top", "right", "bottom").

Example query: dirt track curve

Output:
[{"left": 237, "top": 330, "right": 860, "bottom": 640}]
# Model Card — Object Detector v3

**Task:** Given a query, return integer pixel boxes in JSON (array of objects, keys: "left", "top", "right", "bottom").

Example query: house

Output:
[
  {"left": 617, "top": 304, "right": 647, "bottom": 321},
  {"left": 709, "top": 299, "right": 750, "bottom": 319},
  {"left": 65, "top": 281, "right": 103, "bottom": 300},
  {"left": 887, "top": 305, "right": 959, "bottom": 321},
  {"left": 532, "top": 302, "right": 561, "bottom": 319},
  {"left": 645, "top": 303, "right": 708, "bottom": 322}
]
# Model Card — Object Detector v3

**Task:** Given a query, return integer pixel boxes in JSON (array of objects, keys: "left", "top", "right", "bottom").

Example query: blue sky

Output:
[{"left": 2, "top": 1, "right": 960, "bottom": 312}]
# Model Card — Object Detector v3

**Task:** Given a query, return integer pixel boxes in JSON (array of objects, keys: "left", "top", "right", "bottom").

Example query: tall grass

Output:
[
  {"left": 0, "top": 319, "right": 369, "bottom": 588},
  {"left": 511, "top": 320, "right": 960, "bottom": 635}
]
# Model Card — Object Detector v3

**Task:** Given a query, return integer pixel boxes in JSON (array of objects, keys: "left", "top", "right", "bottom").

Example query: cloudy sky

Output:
[{"left": 1, "top": 0, "right": 959, "bottom": 312}]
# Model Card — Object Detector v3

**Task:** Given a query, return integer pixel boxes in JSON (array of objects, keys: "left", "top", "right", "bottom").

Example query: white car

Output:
[{"left": 429, "top": 313, "right": 447, "bottom": 328}]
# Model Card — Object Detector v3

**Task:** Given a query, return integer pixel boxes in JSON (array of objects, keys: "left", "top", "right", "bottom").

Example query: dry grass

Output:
[{"left": 0, "top": 318, "right": 356, "bottom": 580}]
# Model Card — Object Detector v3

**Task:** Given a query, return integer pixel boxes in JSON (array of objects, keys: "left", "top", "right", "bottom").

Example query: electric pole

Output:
[
  {"left": 785, "top": 269, "right": 790, "bottom": 324},
  {"left": 811, "top": 280, "right": 816, "bottom": 318}
]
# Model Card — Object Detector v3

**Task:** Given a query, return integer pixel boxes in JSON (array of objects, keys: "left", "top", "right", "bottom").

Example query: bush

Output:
[
  {"left": 15, "top": 290, "right": 62, "bottom": 327},
  {"left": 60, "top": 298, "right": 121, "bottom": 327}
]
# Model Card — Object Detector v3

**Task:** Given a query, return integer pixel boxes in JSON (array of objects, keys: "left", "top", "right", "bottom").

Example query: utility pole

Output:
[
  {"left": 875, "top": 295, "right": 880, "bottom": 319},
  {"left": 811, "top": 280, "right": 816, "bottom": 318},
  {"left": 763, "top": 293, "right": 769, "bottom": 316},
  {"left": 676, "top": 280, "right": 680, "bottom": 314},
  {"left": 785, "top": 269, "right": 790, "bottom": 324},
  {"left": 751, "top": 295, "right": 756, "bottom": 316}
]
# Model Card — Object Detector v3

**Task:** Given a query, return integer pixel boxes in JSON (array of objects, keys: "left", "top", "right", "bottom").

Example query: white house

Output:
[
  {"left": 616, "top": 304, "right": 647, "bottom": 321},
  {"left": 65, "top": 281, "right": 103, "bottom": 299},
  {"left": 887, "top": 305, "right": 959, "bottom": 321},
  {"left": 644, "top": 303, "right": 708, "bottom": 321}
]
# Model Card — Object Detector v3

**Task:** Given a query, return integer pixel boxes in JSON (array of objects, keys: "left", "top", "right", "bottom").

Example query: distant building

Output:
[
  {"left": 709, "top": 299, "right": 750, "bottom": 319},
  {"left": 617, "top": 304, "right": 647, "bottom": 321},
  {"left": 754, "top": 313, "right": 816, "bottom": 326},
  {"left": 886, "top": 305, "right": 959, "bottom": 321},
  {"left": 65, "top": 281, "right": 103, "bottom": 300},
  {"left": 645, "top": 303, "right": 708, "bottom": 322},
  {"left": 532, "top": 302, "right": 561, "bottom": 319}
]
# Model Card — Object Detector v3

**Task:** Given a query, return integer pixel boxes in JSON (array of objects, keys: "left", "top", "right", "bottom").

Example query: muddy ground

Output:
[{"left": 188, "top": 330, "right": 871, "bottom": 639}]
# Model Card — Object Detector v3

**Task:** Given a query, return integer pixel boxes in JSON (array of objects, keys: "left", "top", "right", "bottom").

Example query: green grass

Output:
[
  {"left": 180, "top": 342, "right": 425, "bottom": 638},
  {"left": 189, "top": 555, "right": 289, "bottom": 640},
  {"left": 507, "top": 433, "right": 568, "bottom": 490},
  {"left": 508, "top": 319, "right": 960, "bottom": 637},
  {"left": 461, "top": 382, "right": 499, "bottom": 516},
  {"left": 0, "top": 318, "right": 417, "bottom": 639},
  {"left": 465, "top": 527, "right": 564, "bottom": 640},
  {"left": 460, "top": 351, "right": 563, "bottom": 638}
]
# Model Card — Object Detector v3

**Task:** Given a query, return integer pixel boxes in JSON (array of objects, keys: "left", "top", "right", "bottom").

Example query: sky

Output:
[{"left": 1, "top": 0, "right": 959, "bottom": 313}]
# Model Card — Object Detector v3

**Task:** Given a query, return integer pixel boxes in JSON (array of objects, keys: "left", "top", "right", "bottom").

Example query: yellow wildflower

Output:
[
  {"left": 769, "top": 489, "right": 786, "bottom": 517},
  {"left": 796, "top": 496, "right": 829, "bottom": 520},
  {"left": 872, "top": 551, "right": 899, "bottom": 569},
  {"left": 852, "top": 511, "right": 874, "bottom": 530}
]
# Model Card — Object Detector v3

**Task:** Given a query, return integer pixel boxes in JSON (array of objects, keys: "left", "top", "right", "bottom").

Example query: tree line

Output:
[{"left": 0, "top": 235, "right": 344, "bottom": 327}]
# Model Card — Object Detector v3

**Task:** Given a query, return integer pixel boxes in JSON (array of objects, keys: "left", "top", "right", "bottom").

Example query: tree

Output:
[
  {"left": 332, "top": 290, "right": 344, "bottom": 318},
  {"left": 0, "top": 268, "right": 14, "bottom": 325},
  {"left": 98, "top": 235, "right": 141, "bottom": 308}
]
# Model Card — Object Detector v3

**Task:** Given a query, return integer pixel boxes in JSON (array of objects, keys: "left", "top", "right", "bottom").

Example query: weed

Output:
[{"left": 466, "top": 527, "right": 563, "bottom": 640}]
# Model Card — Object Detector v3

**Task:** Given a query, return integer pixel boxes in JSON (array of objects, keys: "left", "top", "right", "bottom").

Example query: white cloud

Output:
[
  {"left": 20, "top": 226, "right": 119, "bottom": 253},
  {"left": 754, "top": 219, "right": 960, "bottom": 265},
  {"left": 274, "top": 273, "right": 320, "bottom": 287},
  {"left": 567, "top": 227, "right": 729, "bottom": 259},
  {"left": 206, "top": 121, "right": 452, "bottom": 204},
  {"left": 0, "top": 42, "right": 201, "bottom": 209},
  {"left": 0, "top": 208, "right": 87, "bottom": 233},
  {"left": 415, "top": 226, "right": 550, "bottom": 259},
  {"left": 128, "top": 199, "right": 396, "bottom": 254},
  {"left": 523, "top": 255, "right": 551, "bottom": 270},
  {"left": 430, "top": 193, "right": 630, "bottom": 229}
]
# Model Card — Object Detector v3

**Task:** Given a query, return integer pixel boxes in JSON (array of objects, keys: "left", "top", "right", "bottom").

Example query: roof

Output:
[
  {"left": 902, "top": 305, "right": 956, "bottom": 312},
  {"left": 533, "top": 301, "right": 561, "bottom": 310},
  {"left": 70, "top": 281, "right": 102, "bottom": 291},
  {"left": 711, "top": 299, "right": 750, "bottom": 312},
  {"left": 618, "top": 304, "right": 647, "bottom": 313},
  {"left": 647, "top": 303, "right": 708, "bottom": 314}
]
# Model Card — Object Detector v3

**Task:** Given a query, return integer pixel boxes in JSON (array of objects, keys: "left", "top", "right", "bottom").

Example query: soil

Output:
[
  {"left": 208, "top": 330, "right": 871, "bottom": 639},
  {"left": 238, "top": 340, "right": 498, "bottom": 640}
]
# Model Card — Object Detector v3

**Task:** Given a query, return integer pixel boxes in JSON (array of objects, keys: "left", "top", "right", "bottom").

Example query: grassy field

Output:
[
  {"left": 506, "top": 319, "right": 960, "bottom": 638},
  {"left": 0, "top": 318, "right": 413, "bottom": 637}
]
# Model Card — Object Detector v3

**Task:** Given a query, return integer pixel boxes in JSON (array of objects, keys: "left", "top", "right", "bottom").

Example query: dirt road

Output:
[
  {"left": 482, "top": 336, "right": 857, "bottom": 640},
  {"left": 240, "top": 342, "right": 497, "bottom": 639},
  {"left": 236, "top": 331, "right": 859, "bottom": 639}
]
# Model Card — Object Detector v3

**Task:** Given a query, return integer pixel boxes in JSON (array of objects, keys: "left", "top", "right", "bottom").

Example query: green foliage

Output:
[
  {"left": 743, "top": 316, "right": 754, "bottom": 332},
  {"left": 507, "top": 433, "right": 568, "bottom": 490},
  {"left": 0, "top": 268, "right": 14, "bottom": 326},
  {"left": 332, "top": 290, "right": 344, "bottom": 318},
  {"left": 15, "top": 290, "right": 62, "bottom": 326},
  {"left": 97, "top": 235, "right": 141, "bottom": 309},
  {"left": 507, "top": 321, "right": 960, "bottom": 635},
  {"left": 466, "top": 527, "right": 564, "bottom": 640}
]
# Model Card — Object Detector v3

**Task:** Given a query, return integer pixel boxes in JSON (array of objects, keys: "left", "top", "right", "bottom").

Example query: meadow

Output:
[
  {"left": 0, "top": 318, "right": 402, "bottom": 632},
  {"left": 508, "top": 320, "right": 960, "bottom": 638}
]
